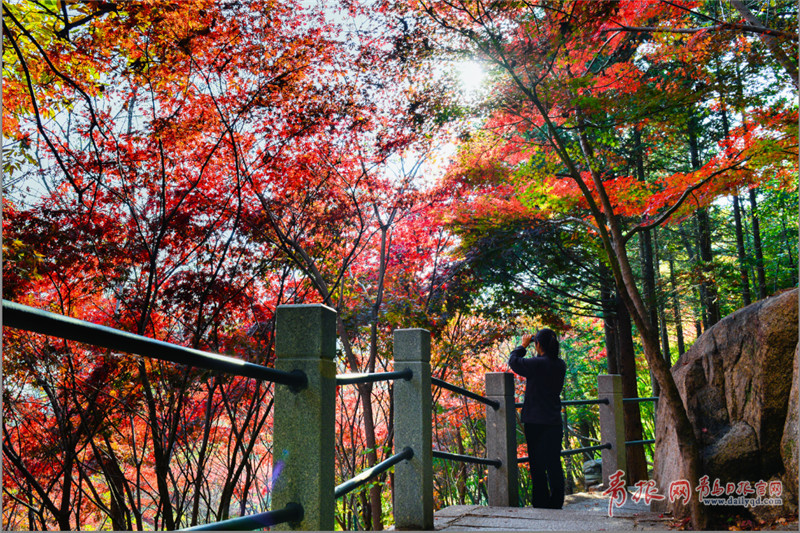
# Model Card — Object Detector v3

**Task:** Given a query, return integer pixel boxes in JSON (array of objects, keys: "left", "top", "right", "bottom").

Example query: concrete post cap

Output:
[
  {"left": 598, "top": 374, "right": 623, "bottom": 394},
  {"left": 393, "top": 328, "right": 431, "bottom": 363},
  {"left": 276, "top": 304, "right": 337, "bottom": 360},
  {"left": 485, "top": 372, "right": 515, "bottom": 395}
]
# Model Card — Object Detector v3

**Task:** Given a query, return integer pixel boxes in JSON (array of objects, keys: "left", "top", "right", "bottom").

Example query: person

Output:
[{"left": 509, "top": 328, "right": 566, "bottom": 509}]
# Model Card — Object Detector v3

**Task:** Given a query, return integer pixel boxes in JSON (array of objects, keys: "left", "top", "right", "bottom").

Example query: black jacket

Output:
[{"left": 509, "top": 346, "right": 566, "bottom": 425}]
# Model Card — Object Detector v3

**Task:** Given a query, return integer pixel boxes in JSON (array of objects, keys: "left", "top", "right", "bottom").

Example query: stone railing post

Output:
[
  {"left": 272, "top": 304, "right": 337, "bottom": 530},
  {"left": 598, "top": 374, "right": 627, "bottom": 488},
  {"left": 485, "top": 372, "right": 519, "bottom": 507},
  {"left": 393, "top": 329, "right": 433, "bottom": 530}
]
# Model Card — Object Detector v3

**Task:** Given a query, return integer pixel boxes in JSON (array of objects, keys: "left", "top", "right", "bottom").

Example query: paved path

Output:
[
  {"left": 434, "top": 491, "right": 799, "bottom": 531},
  {"left": 434, "top": 492, "right": 670, "bottom": 531}
]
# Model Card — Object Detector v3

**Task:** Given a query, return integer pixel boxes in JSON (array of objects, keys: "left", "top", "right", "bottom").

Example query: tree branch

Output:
[
  {"left": 623, "top": 158, "right": 750, "bottom": 243},
  {"left": 601, "top": 22, "right": 798, "bottom": 41}
]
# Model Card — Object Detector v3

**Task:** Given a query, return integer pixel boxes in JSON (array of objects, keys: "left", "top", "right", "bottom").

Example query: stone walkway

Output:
[
  {"left": 433, "top": 491, "right": 799, "bottom": 531},
  {"left": 434, "top": 492, "right": 670, "bottom": 531}
]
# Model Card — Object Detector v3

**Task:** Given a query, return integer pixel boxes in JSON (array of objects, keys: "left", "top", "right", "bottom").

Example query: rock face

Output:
[
  {"left": 653, "top": 288, "right": 798, "bottom": 522},
  {"left": 780, "top": 344, "right": 799, "bottom": 512}
]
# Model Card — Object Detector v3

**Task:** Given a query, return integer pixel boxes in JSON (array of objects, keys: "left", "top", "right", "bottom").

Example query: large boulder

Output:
[
  {"left": 780, "top": 344, "right": 799, "bottom": 513},
  {"left": 652, "top": 288, "right": 798, "bottom": 522}
]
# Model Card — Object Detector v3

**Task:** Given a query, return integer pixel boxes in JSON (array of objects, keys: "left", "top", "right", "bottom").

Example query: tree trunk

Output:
[
  {"left": 57, "top": 445, "right": 75, "bottom": 531},
  {"left": 634, "top": 127, "right": 660, "bottom": 334},
  {"left": 615, "top": 295, "right": 648, "bottom": 484},
  {"left": 688, "top": 113, "right": 720, "bottom": 326},
  {"left": 678, "top": 224, "right": 707, "bottom": 336},
  {"left": 336, "top": 315, "right": 382, "bottom": 530},
  {"left": 586, "top": 157, "right": 707, "bottom": 527},
  {"left": 740, "top": 199, "right": 759, "bottom": 297},
  {"left": 719, "top": 95, "right": 753, "bottom": 308},
  {"left": 600, "top": 261, "right": 619, "bottom": 374},
  {"left": 634, "top": 127, "right": 662, "bottom": 395},
  {"left": 137, "top": 361, "right": 175, "bottom": 530},
  {"left": 457, "top": 432, "right": 467, "bottom": 504},
  {"left": 668, "top": 257, "right": 686, "bottom": 358},
  {"left": 578, "top": 418, "right": 597, "bottom": 463},
  {"left": 563, "top": 409, "right": 575, "bottom": 495},
  {"left": 733, "top": 194, "right": 752, "bottom": 306},
  {"left": 779, "top": 205, "right": 797, "bottom": 274},
  {"left": 366, "top": 322, "right": 382, "bottom": 530},
  {"left": 360, "top": 379, "right": 382, "bottom": 530},
  {"left": 363, "top": 217, "right": 397, "bottom": 530},
  {"left": 695, "top": 207, "right": 720, "bottom": 325},
  {"left": 749, "top": 187, "right": 767, "bottom": 299},
  {"left": 537, "top": 92, "right": 706, "bottom": 529},
  {"left": 639, "top": 228, "right": 660, "bottom": 396},
  {"left": 653, "top": 227, "right": 670, "bottom": 374},
  {"left": 191, "top": 378, "right": 219, "bottom": 525},
  {"left": 613, "top": 253, "right": 707, "bottom": 528},
  {"left": 732, "top": 60, "right": 769, "bottom": 301}
]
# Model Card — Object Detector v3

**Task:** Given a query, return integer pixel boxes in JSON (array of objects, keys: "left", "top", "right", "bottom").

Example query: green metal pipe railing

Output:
[
  {"left": 2, "top": 300, "right": 307, "bottom": 390},
  {"left": 432, "top": 377, "right": 500, "bottom": 410},
  {"left": 623, "top": 396, "right": 659, "bottom": 403},
  {"left": 432, "top": 450, "right": 502, "bottom": 468},
  {"left": 336, "top": 368, "right": 413, "bottom": 386},
  {"left": 515, "top": 398, "right": 610, "bottom": 409},
  {"left": 625, "top": 439, "right": 656, "bottom": 446},
  {"left": 182, "top": 502, "right": 303, "bottom": 531},
  {"left": 517, "top": 442, "right": 612, "bottom": 463},
  {"left": 334, "top": 447, "right": 414, "bottom": 499}
]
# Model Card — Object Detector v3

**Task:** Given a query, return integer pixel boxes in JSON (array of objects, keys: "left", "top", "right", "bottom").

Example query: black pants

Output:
[{"left": 524, "top": 423, "right": 565, "bottom": 509}]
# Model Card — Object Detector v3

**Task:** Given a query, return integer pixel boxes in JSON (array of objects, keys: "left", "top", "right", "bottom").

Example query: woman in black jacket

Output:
[{"left": 509, "top": 328, "right": 566, "bottom": 509}]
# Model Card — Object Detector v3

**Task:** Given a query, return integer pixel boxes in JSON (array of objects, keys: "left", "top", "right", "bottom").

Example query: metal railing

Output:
[
  {"left": 516, "top": 397, "right": 613, "bottom": 459},
  {"left": 337, "top": 368, "right": 412, "bottom": 385},
  {"left": 184, "top": 503, "right": 304, "bottom": 531},
  {"left": 432, "top": 450, "right": 501, "bottom": 468},
  {"left": 563, "top": 398, "right": 609, "bottom": 406},
  {"left": 3, "top": 300, "right": 311, "bottom": 531},
  {"left": 3, "top": 300, "right": 307, "bottom": 390},
  {"left": 431, "top": 376, "right": 501, "bottom": 469},
  {"left": 625, "top": 439, "right": 656, "bottom": 446},
  {"left": 623, "top": 396, "right": 659, "bottom": 404},
  {"left": 514, "top": 398, "right": 609, "bottom": 409},
  {"left": 335, "top": 447, "right": 414, "bottom": 499},
  {"left": 432, "top": 377, "right": 500, "bottom": 410},
  {"left": 515, "top": 394, "right": 658, "bottom": 463},
  {"left": 517, "top": 442, "right": 611, "bottom": 463},
  {"left": 4, "top": 298, "right": 661, "bottom": 529},
  {"left": 333, "top": 371, "right": 415, "bottom": 502},
  {"left": 623, "top": 396, "right": 658, "bottom": 447},
  {"left": 3, "top": 300, "right": 421, "bottom": 530},
  {"left": 429, "top": 373, "right": 519, "bottom": 509}
]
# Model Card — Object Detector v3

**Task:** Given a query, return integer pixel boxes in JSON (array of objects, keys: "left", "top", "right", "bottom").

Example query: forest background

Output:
[{"left": 2, "top": 0, "right": 797, "bottom": 530}]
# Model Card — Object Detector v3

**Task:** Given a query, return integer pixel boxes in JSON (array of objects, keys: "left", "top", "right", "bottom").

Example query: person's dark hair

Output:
[{"left": 535, "top": 328, "right": 560, "bottom": 358}]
